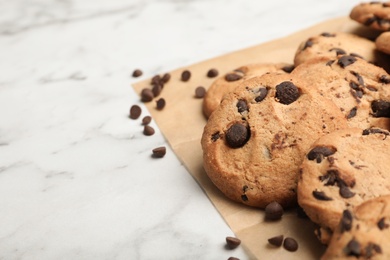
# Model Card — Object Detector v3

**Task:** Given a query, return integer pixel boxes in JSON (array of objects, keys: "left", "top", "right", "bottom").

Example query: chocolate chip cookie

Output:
[
  {"left": 202, "top": 63, "right": 293, "bottom": 118},
  {"left": 376, "top": 31, "right": 390, "bottom": 55},
  {"left": 298, "top": 127, "right": 390, "bottom": 233},
  {"left": 350, "top": 1, "right": 390, "bottom": 31},
  {"left": 201, "top": 73, "right": 347, "bottom": 208},
  {"left": 294, "top": 32, "right": 380, "bottom": 67},
  {"left": 321, "top": 195, "right": 390, "bottom": 259}
]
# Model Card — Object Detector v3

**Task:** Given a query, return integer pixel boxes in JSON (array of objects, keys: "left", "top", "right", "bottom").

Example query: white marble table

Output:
[{"left": 0, "top": 0, "right": 366, "bottom": 259}]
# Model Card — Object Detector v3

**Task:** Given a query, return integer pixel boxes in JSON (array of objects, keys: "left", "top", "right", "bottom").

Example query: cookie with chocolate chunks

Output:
[
  {"left": 298, "top": 128, "right": 390, "bottom": 234},
  {"left": 321, "top": 195, "right": 390, "bottom": 260},
  {"left": 291, "top": 55, "right": 390, "bottom": 130},
  {"left": 376, "top": 31, "right": 390, "bottom": 55},
  {"left": 202, "top": 63, "right": 292, "bottom": 118},
  {"left": 201, "top": 73, "right": 347, "bottom": 208},
  {"left": 350, "top": 1, "right": 390, "bottom": 31}
]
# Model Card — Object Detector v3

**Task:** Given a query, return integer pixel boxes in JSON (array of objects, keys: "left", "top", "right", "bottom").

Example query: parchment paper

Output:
[{"left": 132, "top": 17, "right": 382, "bottom": 259}]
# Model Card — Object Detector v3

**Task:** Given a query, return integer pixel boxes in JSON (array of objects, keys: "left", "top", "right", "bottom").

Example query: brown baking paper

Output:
[{"left": 132, "top": 17, "right": 383, "bottom": 259}]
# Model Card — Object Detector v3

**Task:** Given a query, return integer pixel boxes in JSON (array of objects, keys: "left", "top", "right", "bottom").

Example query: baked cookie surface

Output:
[
  {"left": 201, "top": 73, "right": 347, "bottom": 208},
  {"left": 321, "top": 195, "right": 390, "bottom": 260},
  {"left": 298, "top": 127, "right": 390, "bottom": 232},
  {"left": 376, "top": 31, "right": 390, "bottom": 55},
  {"left": 202, "top": 63, "right": 292, "bottom": 118},
  {"left": 350, "top": 2, "right": 390, "bottom": 31}
]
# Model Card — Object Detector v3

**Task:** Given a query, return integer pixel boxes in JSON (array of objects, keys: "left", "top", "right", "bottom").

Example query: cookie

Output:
[
  {"left": 202, "top": 63, "right": 293, "bottom": 118},
  {"left": 294, "top": 32, "right": 379, "bottom": 67},
  {"left": 321, "top": 195, "right": 390, "bottom": 259},
  {"left": 376, "top": 31, "right": 390, "bottom": 55},
  {"left": 297, "top": 127, "right": 390, "bottom": 233},
  {"left": 350, "top": 2, "right": 390, "bottom": 31},
  {"left": 291, "top": 55, "right": 390, "bottom": 130},
  {"left": 201, "top": 73, "right": 347, "bottom": 208}
]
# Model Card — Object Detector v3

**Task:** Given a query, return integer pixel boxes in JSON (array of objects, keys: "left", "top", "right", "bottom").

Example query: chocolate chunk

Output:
[
  {"left": 181, "top": 70, "right": 191, "bottom": 82},
  {"left": 226, "top": 236, "right": 241, "bottom": 249},
  {"left": 379, "top": 75, "right": 390, "bottom": 84},
  {"left": 377, "top": 217, "right": 389, "bottom": 230},
  {"left": 225, "top": 123, "right": 250, "bottom": 148},
  {"left": 265, "top": 201, "right": 284, "bottom": 220},
  {"left": 365, "top": 243, "right": 382, "bottom": 258},
  {"left": 319, "top": 169, "right": 338, "bottom": 186},
  {"left": 339, "top": 185, "right": 355, "bottom": 198},
  {"left": 211, "top": 132, "right": 220, "bottom": 142},
  {"left": 347, "top": 107, "right": 357, "bottom": 119},
  {"left": 156, "top": 98, "right": 166, "bottom": 110},
  {"left": 152, "top": 84, "right": 162, "bottom": 97},
  {"left": 283, "top": 237, "right": 298, "bottom": 252},
  {"left": 275, "top": 81, "right": 300, "bottom": 105},
  {"left": 143, "top": 125, "right": 155, "bottom": 136},
  {"left": 241, "top": 194, "right": 248, "bottom": 201},
  {"left": 351, "top": 71, "right": 364, "bottom": 86},
  {"left": 337, "top": 55, "right": 357, "bottom": 68},
  {"left": 225, "top": 73, "right": 243, "bottom": 82},
  {"left": 195, "top": 86, "right": 206, "bottom": 98},
  {"left": 307, "top": 146, "right": 337, "bottom": 162},
  {"left": 371, "top": 100, "right": 390, "bottom": 117},
  {"left": 152, "top": 146, "right": 166, "bottom": 158},
  {"left": 282, "top": 64, "right": 295, "bottom": 73},
  {"left": 129, "top": 105, "right": 142, "bottom": 119},
  {"left": 236, "top": 100, "right": 248, "bottom": 113},
  {"left": 329, "top": 48, "right": 346, "bottom": 56},
  {"left": 255, "top": 88, "right": 268, "bottom": 103},
  {"left": 303, "top": 39, "right": 313, "bottom": 50},
  {"left": 345, "top": 239, "right": 361, "bottom": 257},
  {"left": 268, "top": 235, "right": 284, "bottom": 247},
  {"left": 207, "top": 68, "right": 219, "bottom": 78},
  {"left": 362, "top": 128, "right": 390, "bottom": 136},
  {"left": 132, "top": 69, "right": 143, "bottom": 77},
  {"left": 321, "top": 32, "right": 336, "bottom": 37},
  {"left": 312, "top": 190, "right": 332, "bottom": 201},
  {"left": 161, "top": 73, "right": 171, "bottom": 84},
  {"left": 141, "top": 88, "right": 154, "bottom": 102},
  {"left": 142, "top": 116, "right": 152, "bottom": 125},
  {"left": 340, "top": 210, "right": 353, "bottom": 233}
]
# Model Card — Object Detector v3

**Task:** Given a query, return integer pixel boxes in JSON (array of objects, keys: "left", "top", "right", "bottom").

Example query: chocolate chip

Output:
[
  {"left": 207, "top": 68, "right": 219, "bottom": 78},
  {"left": 340, "top": 210, "right": 353, "bottom": 233},
  {"left": 379, "top": 75, "right": 390, "bottom": 84},
  {"left": 365, "top": 243, "right": 382, "bottom": 258},
  {"left": 339, "top": 185, "right": 355, "bottom": 198},
  {"left": 255, "top": 88, "right": 268, "bottom": 103},
  {"left": 265, "top": 201, "right": 284, "bottom": 220},
  {"left": 337, "top": 55, "right": 357, "bottom": 68},
  {"left": 211, "top": 132, "right": 220, "bottom": 142},
  {"left": 236, "top": 100, "right": 248, "bottom": 113},
  {"left": 228, "top": 257, "right": 240, "bottom": 260},
  {"left": 268, "top": 235, "right": 284, "bottom": 247},
  {"left": 307, "top": 146, "right": 337, "bottom": 162},
  {"left": 161, "top": 73, "right": 171, "bottom": 84},
  {"left": 241, "top": 194, "right": 248, "bottom": 201},
  {"left": 156, "top": 98, "right": 166, "bottom": 110},
  {"left": 312, "top": 190, "right": 332, "bottom": 201},
  {"left": 326, "top": 60, "right": 335, "bottom": 66},
  {"left": 377, "top": 217, "right": 389, "bottom": 230},
  {"left": 275, "top": 81, "right": 300, "bottom": 105},
  {"left": 225, "top": 123, "right": 250, "bottom": 148},
  {"left": 283, "top": 237, "right": 298, "bottom": 252},
  {"left": 195, "top": 86, "right": 206, "bottom": 98},
  {"left": 365, "top": 16, "right": 377, "bottom": 26},
  {"left": 151, "top": 75, "right": 161, "bottom": 85},
  {"left": 141, "top": 88, "right": 154, "bottom": 102},
  {"left": 351, "top": 71, "right": 365, "bottom": 86},
  {"left": 321, "top": 32, "right": 336, "bottom": 37},
  {"left": 132, "top": 69, "right": 143, "bottom": 77},
  {"left": 225, "top": 73, "right": 243, "bottom": 82},
  {"left": 303, "top": 39, "right": 313, "bottom": 50},
  {"left": 152, "top": 84, "right": 162, "bottom": 97},
  {"left": 142, "top": 116, "right": 152, "bottom": 125},
  {"left": 152, "top": 146, "right": 166, "bottom": 158},
  {"left": 282, "top": 64, "right": 295, "bottom": 73},
  {"left": 345, "top": 239, "right": 361, "bottom": 257},
  {"left": 330, "top": 48, "right": 346, "bottom": 56},
  {"left": 362, "top": 128, "right": 390, "bottom": 136},
  {"left": 371, "top": 100, "right": 390, "bottom": 117},
  {"left": 226, "top": 236, "right": 241, "bottom": 249},
  {"left": 366, "top": 85, "right": 377, "bottom": 92},
  {"left": 143, "top": 125, "right": 155, "bottom": 136},
  {"left": 347, "top": 107, "right": 357, "bottom": 119},
  {"left": 129, "top": 105, "right": 142, "bottom": 119},
  {"left": 181, "top": 70, "right": 191, "bottom": 82}
]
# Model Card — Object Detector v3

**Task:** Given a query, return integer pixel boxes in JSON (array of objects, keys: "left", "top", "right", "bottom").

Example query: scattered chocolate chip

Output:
[
  {"left": 255, "top": 88, "right": 268, "bottom": 103},
  {"left": 329, "top": 48, "right": 346, "bottom": 56},
  {"left": 339, "top": 185, "right": 355, "bottom": 198},
  {"left": 236, "top": 100, "right": 248, "bottom": 113},
  {"left": 307, "top": 146, "right": 337, "bottom": 162},
  {"left": 152, "top": 84, "right": 162, "bottom": 97},
  {"left": 371, "top": 100, "right": 390, "bottom": 117},
  {"left": 142, "top": 116, "right": 152, "bottom": 125},
  {"left": 228, "top": 257, "right": 240, "bottom": 260},
  {"left": 226, "top": 236, "right": 241, "bottom": 249},
  {"left": 132, "top": 69, "right": 143, "bottom": 77},
  {"left": 241, "top": 194, "right": 248, "bottom": 201},
  {"left": 211, "top": 132, "right": 220, "bottom": 142},
  {"left": 265, "top": 201, "right": 284, "bottom": 220},
  {"left": 281, "top": 64, "right": 295, "bottom": 73},
  {"left": 156, "top": 98, "right": 166, "bottom": 110},
  {"left": 225, "top": 123, "right": 250, "bottom": 148},
  {"left": 143, "top": 125, "right": 155, "bottom": 136},
  {"left": 345, "top": 238, "right": 361, "bottom": 257},
  {"left": 379, "top": 75, "right": 390, "bottom": 84},
  {"left": 337, "top": 55, "right": 357, "bottom": 68},
  {"left": 275, "top": 81, "right": 300, "bottom": 105},
  {"left": 141, "top": 88, "right": 154, "bottom": 102},
  {"left": 321, "top": 32, "right": 336, "bottom": 37},
  {"left": 346, "top": 107, "right": 357, "bottom": 119},
  {"left": 377, "top": 217, "right": 389, "bottom": 230},
  {"left": 268, "top": 235, "right": 284, "bottom": 247},
  {"left": 152, "top": 146, "right": 166, "bottom": 158},
  {"left": 340, "top": 210, "right": 353, "bottom": 233},
  {"left": 195, "top": 86, "right": 206, "bottom": 98},
  {"left": 225, "top": 73, "right": 243, "bottom": 82},
  {"left": 303, "top": 39, "right": 313, "bottom": 50},
  {"left": 161, "top": 73, "right": 171, "bottom": 83},
  {"left": 129, "top": 105, "right": 142, "bottom": 119},
  {"left": 312, "top": 190, "right": 333, "bottom": 201},
  {"left": 207, "top": 68, "right": 219, "bottom": 78},
  {"left": 181, "top": 70, "right": 191, "bottom": 82},
  {"left": 283, "top": 237, "right": 298, "bottom": 252},
  {"left": 151, "top": 75, "right": 161, "bottom": 85}
]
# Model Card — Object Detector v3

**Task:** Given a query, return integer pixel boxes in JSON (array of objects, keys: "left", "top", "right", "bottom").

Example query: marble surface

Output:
[{"left": 0, "top": 0, "right": 366, "bottom": 259}]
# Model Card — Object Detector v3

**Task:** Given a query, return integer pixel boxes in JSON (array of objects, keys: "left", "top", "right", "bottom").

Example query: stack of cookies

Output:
[{"left": 201, "top": 2, "right": 390, "bottom": 259}]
